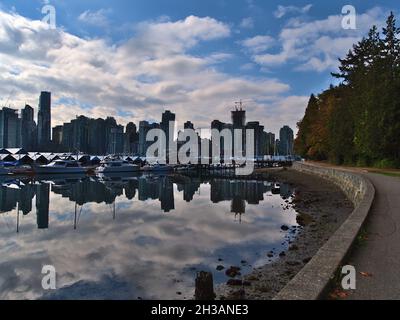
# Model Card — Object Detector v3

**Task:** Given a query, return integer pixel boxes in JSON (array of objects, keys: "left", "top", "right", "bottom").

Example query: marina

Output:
[{"left": 0, "top": 148, "right": 295, "bottom": 178}]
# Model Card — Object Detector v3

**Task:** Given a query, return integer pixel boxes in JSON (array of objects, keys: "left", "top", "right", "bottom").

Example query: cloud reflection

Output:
[{"left": 0, "top": 174, "right": 297, "bottom": 299}]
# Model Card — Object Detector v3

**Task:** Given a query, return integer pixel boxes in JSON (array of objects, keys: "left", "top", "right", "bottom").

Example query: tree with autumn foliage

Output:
[{"left": 295, "top": 12, "right": 400, "bottom": 168}]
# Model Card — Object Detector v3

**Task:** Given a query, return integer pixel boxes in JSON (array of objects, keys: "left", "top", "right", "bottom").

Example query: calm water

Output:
[{"left": 0, "top": 173, "right": 298, "bottom": 300}]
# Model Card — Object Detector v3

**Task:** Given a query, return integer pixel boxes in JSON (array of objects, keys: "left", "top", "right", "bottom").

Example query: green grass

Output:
[
  {"left": 355, "top": 228, "right": 369, "bottom": 247},
  {"left": 368, "top": 170, "right": 400, "bottom": 178}
]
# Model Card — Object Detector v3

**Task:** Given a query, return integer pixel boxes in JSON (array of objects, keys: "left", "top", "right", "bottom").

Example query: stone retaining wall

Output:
[{"left": 274, "top": 162, "right": 375, "bottom": 300}]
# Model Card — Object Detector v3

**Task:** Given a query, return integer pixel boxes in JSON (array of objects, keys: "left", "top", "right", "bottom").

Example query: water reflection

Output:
[{"left": 0, "top": 173, "right": 297, "bottom": 300}]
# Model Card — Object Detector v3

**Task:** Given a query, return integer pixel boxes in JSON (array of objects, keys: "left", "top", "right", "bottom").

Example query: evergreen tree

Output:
[{"left": 295, "top": 13, "right": 400, "bottom": 167}]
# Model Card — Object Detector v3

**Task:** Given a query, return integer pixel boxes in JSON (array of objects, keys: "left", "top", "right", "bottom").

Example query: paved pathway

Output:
[{"left": 346, "top": 173, "right": 400, "bottom": 299}]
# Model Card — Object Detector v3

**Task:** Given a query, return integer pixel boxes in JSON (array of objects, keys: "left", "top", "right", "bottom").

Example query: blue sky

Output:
[{"left": 0, "top": 0, "right": 399, "bottom": 134}]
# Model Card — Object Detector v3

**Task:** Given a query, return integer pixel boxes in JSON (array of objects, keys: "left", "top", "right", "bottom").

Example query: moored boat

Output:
[
  {"left": 141, "top": 164, "right": 173, "bottom": 172},
  {"left": 95, "top": 160, "right": 140, "bottom": 174},
  {"left": 34, "top": 160, "right": 87, "bottom": 174},
  {"left": 0, "top": 167, "right": 10, "bottom": 176}
]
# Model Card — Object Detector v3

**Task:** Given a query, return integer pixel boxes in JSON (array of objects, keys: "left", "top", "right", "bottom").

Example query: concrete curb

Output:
[{"left": 273, "top": 162, "right": 375, "bottom": 300}]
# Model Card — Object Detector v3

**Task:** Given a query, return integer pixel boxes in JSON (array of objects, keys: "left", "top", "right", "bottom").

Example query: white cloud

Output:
[
  {"left": 240, "top": 35, "right": 275, "bottom": 53},
  {"left": 0, "top": 10, "right": 293, "bottom": 135},
  {"left": 274, "top": 4, "right": 313, "bottom": 19},
  {"left": 240, "top": 17, "right": 254, "bottom": 29},
  {"left": 78, "top": 9, "right": 112, "bottom": 27},
  {"left": 252, "top": 7, "right": 387, "bottom": 72}
]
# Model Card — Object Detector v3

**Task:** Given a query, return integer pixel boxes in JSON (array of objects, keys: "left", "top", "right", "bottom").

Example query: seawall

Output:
[{"left": 274, "top": 162, "right": 375, "bottom": 300}]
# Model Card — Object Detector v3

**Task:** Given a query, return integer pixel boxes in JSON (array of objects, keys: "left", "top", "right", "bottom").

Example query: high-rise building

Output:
[
  {"left": 279, "top": 125, "right": 294, "bottom": 156},
  {"left": 161, "top": 110, "right": 176, "bottom": 160},
  {"left": 246, "top": 121, "right": 264, "bottom": 157},
  {"left": 231, "top": 107, "right": 246, "bottom": 128},
  {"left": 232, "top": 106, "right": 246, "bottom": 157},
  {"left": 211, "top": 119, "right": 233, "bottom": 160},
  {"left": 52, "top": 125, "right": 63, "bottom": 145},
  {"left": 21, "top": 105, "right": 37, "bottom": 151},
  {"left": 102, "top": 117, "right": 124, "bottom": 155},
  {"left": 71, "top": 116, "right": 89, "bottom": 152},
  {"left": 265, "top": 132, "right": 276, "bottom": 155},
  {"left": 87, "top": 118, "right": 106, "bottom": 155},
  {"left": 107, "top": 125, "right": 124, "bottom": 155},
  {"left": 37, "top": 91, "right": 51, "bottom": 148},
  {"left": 0, "top": 107, "right": 21, "bottom": 148},
  {"left": 61, "top": 122, "right": 73, "bottom": 151},
  {"left": 139, "top": 121, "right": 160, "bottom": 156},
  {"left": 184, "top": 121, "right": 194, "bottom": 130},
  {"left": 124, "top": 122, "right": 139, "bottom": 155}
]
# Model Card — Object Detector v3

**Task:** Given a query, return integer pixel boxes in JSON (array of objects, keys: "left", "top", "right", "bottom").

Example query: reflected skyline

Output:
[
  {"left": 0, "top": 174, "right": 293, "bottom": 230},
  {"left": 0, "top": 173, "right": 298, "bottom": 300}
]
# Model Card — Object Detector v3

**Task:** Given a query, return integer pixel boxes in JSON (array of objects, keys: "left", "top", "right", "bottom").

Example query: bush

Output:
[{"left": 373, "top": 159, "right": 400, "bottom": 169}]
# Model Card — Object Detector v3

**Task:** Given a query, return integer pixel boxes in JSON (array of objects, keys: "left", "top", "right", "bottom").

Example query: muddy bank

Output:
[{"left": 215, "top": 168, "right": 354, "bottom": 300}]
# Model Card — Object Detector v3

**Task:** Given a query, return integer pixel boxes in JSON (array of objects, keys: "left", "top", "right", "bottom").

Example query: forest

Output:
[{"left": 295, "top": 12, "right": 400, "bottom": 168}]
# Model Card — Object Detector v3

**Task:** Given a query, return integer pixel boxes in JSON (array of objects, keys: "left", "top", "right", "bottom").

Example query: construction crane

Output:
[
  {"left": 1, "top": 89, "right": 15, "bottom": 108},
  {"left": 234, "top": 99, "right": 254, "bottom": 110}
]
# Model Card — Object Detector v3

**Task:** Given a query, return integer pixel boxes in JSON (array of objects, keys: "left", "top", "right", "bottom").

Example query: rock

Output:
[
  {"left": 227, "top": 279, "right": 243, "bottom": 286},
  {"left": 227, "top": 289, "right": 246, "bottom": 300},
  {"left": 289, "top": 245, "right": 299, "bottom": 251},
  {"left": 255, "top": 284, "right": 270, "bottom": 293},
  {"left": 216, "top": 265, "right": 225, "bottom": 271},
  {"left": 281, "top": 225, "right": 289, "bottom": 231},
  {"left": 241, "top": 260, "right": 247, "bottom": 265},
  {"left": 286, "top": 261, "right": 301, "bottom": 266},
  {"left": 225, "top": 266, "right": 241, "bottom": 278},
  {"left": 296, "top": 213, "right": 314, "bottom": 227},
  {"left": 303, "top": 257, "right": 312, "bottom": 264},
  {"left": 267, "top": 252, "right": 274, "bottom": 258},
  {"left": 279, "top": 252, "right": 286, "bottom": 257}
]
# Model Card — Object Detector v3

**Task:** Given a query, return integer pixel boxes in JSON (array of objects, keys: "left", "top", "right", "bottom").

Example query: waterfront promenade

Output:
[
  {"left": 347, "top": 172, "right": 400, "bottom": 299},
  {"left": 307, "top": 162, "right": 400, "bottom": 299}
]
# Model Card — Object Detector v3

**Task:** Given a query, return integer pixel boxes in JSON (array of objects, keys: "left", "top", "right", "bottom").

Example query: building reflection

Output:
[
  {"left": 36, "top": 183, "right": 50, "bottom": 229},
  {"left": 0, "top": 174, "right": 293, "bottom": 230}
]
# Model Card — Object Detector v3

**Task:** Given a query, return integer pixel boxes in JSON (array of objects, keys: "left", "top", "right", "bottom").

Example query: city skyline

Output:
[
  {"left": 1, "top": 1, "right": 398, "bottom": 137},
  {"left": 0, "top": 91, "right": 294, "bottom": 157}
]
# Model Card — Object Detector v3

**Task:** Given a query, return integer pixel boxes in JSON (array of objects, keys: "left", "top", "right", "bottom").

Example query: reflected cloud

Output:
[{"left": 0, "top": 173, "right": 298, "bottom": 300}]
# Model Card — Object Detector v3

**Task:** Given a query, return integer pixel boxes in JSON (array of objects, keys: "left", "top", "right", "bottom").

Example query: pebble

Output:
[{"left": 216, "top": 265, "right": 225, "bottom": 271}]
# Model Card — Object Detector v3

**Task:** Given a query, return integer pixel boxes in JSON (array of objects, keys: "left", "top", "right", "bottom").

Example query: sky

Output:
[{"left": 0, "top": 0, "right": 399, "bottom": 136}]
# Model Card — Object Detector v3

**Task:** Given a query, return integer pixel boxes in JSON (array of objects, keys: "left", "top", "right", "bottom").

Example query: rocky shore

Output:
[{"left": 215, "top": 168, "right": 354, "bottom": 300}]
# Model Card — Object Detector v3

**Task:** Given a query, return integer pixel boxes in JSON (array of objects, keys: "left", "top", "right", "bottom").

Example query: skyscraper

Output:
[
  {"left": 21, "top": 105, "right": 37, "bottom": 151},
  {"left": 279, "top": 125, "right": 294, "bottom": 156},
  {"left": 37, "top": 91, "right": 51, "bottom": 149},
  {"left": 107, "top": 125, "right": 124, "bottom": 155},
  {"left": 231, "top": 107, "right": 246, "bottom": 128},
  {"left": 124, "top": 122, "right": 139, "bottom": 155},
  {"left": 246, "top": 121, "right": 264, "bottom": 157},
  {"left": 139, "top": 121, "right": 160, "bottom": 157},
  {"left": 161, "top": 110, "right": 176, "bottom": 160},
  {"left": 232, "top": 106, "right": 246, "bottom": 157},
  {"left": 52, "top": 125, "right": 63, "bottom": 145},
  {"left": 0, "top": 107, "right": 21, "bottom": 148}
]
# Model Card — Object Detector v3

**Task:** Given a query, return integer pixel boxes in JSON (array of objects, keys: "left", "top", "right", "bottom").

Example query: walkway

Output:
[{"left": 347, "top": 172, "right": 400, "bottom": 299}]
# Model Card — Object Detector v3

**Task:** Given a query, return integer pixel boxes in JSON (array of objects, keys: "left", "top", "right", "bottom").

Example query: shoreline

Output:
[{"left": 215, "top": 168, "right": 354, "bottom": 300}]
